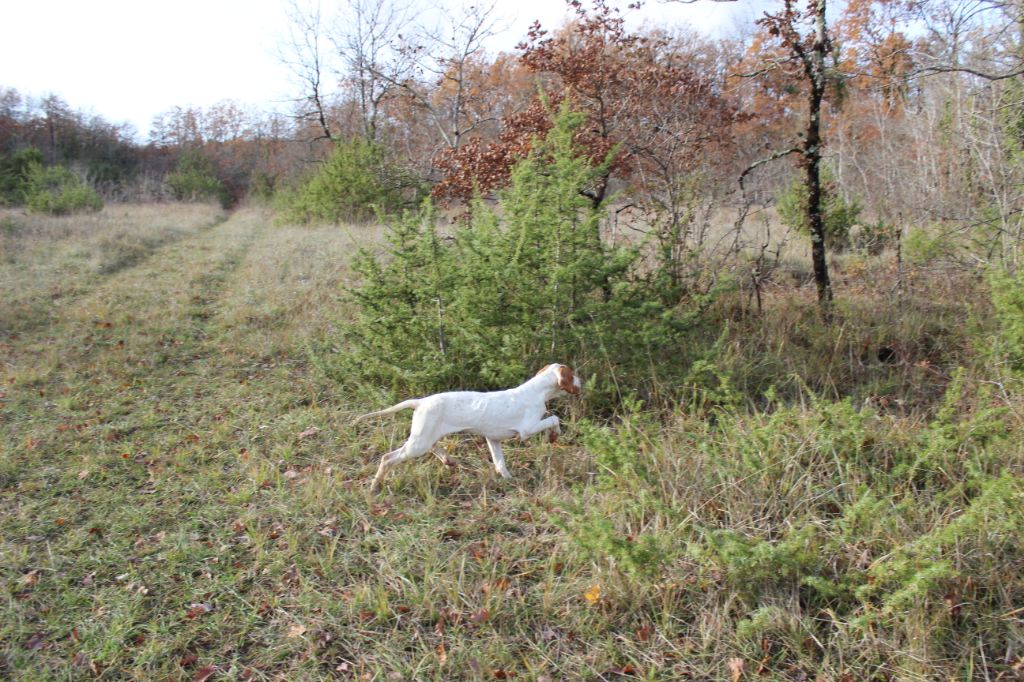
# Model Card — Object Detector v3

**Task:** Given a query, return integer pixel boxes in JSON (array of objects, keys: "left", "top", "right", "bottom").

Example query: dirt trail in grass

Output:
[
  {"left": 1, "top": 209, "right": 590, "bottom": 681},
  {"left": 0, "top": 205, "right": 226, "bottom": 336},
  {"left": 3, "top": 208, "right": 265, "bottom": 514},
  {"left": 5, "top": 210, "right": 254, "bottom": 435},
  {"left": 1, "top": 208, "right": 362, "bottom": 678}
]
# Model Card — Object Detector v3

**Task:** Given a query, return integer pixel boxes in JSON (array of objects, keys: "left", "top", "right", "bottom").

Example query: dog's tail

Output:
[{"left": 354, "top": 399, "right": 421, "bottom": 422}]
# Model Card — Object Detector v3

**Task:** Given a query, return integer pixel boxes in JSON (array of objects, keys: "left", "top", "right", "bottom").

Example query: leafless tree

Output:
[
  {"left": 378, "top": 1, "right": 504, "bottom": 152},
  {"left": 331, "top": 0, "right": 416, "bottom": 142},
  {"left": 910, "top": 0, "right": 1024, "bottom": 81},
  {"left": 279, "top": 0, "right": 416, "bottom": 143},
  {"left": 279, "top": 0, "right": 337, "bottom": 142}
]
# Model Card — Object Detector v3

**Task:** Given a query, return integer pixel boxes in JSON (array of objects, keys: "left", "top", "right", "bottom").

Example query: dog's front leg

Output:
[
  {"left": 431, "top": 446, "right": 454, "bottom": 466},
  {"left": 517, "top": 415, "right": 561, "bottom": 443}
]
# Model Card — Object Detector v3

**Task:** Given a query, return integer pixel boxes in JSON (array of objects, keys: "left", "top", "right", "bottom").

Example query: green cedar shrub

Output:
[
  {"left": 24, "top": 162, "right": 103, "bottom": 214},
  {"left": 989, "top": 267, "right": 1024, "bottom": 372},
  {"left": 277, "top": 136, "right": 421, "bottom": 224},
  {"left": 562, "top": 402, "right": 673, "bottom": 578},
  {"left": 776, "top": 165, "right": 862, "bottom": 251},
  {"left": 327, "top": 103, "right": 701, "bottom": 407},
  {"left": 0, "top": 147, "right": 44, "bottom": 205},
  {"left": 166, "top": 150, "right": 230, "bottom": 207}
]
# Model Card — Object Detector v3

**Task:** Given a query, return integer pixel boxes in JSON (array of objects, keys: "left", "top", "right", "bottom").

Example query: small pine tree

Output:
[
  {"left": 0, "top": 147, "right": 44, "bottom": 205},
  {"left": 341, "top": 200, "right": 462, "bottom": 393},
  {"left": 24, "top": 162, "right": 103, "bottom": 214},
  {"left": 323, "top": 103, "right": 698, "bottom": 403},
  {"left": 990, "top": 267, "right": 1024, "bottom": 372},
  {"left": 277, "top": 137, "right": 421, "bottom": 224}
]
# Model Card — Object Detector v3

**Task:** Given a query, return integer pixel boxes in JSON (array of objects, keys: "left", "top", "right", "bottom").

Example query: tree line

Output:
[{"left": 3, "top": 0, "right": 1023, "bottom": 296}]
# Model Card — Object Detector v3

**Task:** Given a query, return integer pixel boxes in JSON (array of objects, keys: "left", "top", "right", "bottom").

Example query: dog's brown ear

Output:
[
  {"left": 556, "top": 365, "right": 580, "bottom": 394},
  {"left": 535, "top": 363, "right": 553, "bottom": 377}
]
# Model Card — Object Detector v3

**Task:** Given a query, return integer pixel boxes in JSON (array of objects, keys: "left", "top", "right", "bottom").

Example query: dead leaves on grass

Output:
[
  {"left": 192, "top": 664, "right": 218, "bottom": 682},
  {"left": 20, "top": 569, "right": 41, "bottom": 588},
  {"left": 296, "top": 425, "right": 321, "bottom": 440},
  {"left": 635, "top": 623, "right": 654, "bottom": 643},
  {"left": 23, "top": 631, "right": 48, "bottom": 651},
  {"left": 185, "top": 602, "right": 215, "bottom": 619}
]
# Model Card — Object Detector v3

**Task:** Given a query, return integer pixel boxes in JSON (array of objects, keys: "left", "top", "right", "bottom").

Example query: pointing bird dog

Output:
[{"left": 357, "top": 364, "right": 582, "bottom": 492}]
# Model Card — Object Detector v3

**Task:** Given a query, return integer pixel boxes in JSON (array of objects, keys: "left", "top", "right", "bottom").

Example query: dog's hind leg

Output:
[
  {"left": 369, "top": 435, "right": 437, "bottom": 492},
  {"left": 485, "top": 438, "right": 512, "bottom": 479},
  {"left": 370, "top": 446, "right": 404, "bottom": 492}
]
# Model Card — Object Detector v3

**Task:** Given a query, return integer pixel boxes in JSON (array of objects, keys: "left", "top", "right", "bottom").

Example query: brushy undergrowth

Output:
[
  {"left": 2, "top": 205, "right": 1023, "bottom": 681},
  {"left": 24, "top": 163, "right": 104, "bottom": 215}
]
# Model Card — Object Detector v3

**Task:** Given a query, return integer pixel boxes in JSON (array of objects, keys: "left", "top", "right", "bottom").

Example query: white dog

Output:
[{"left": 357, "top": 364, "right": 581, "bottom": 491}]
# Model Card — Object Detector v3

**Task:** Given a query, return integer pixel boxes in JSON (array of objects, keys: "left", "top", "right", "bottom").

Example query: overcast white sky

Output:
[{"left": 2, "top": 0, "right": 772, "bottom": 141}]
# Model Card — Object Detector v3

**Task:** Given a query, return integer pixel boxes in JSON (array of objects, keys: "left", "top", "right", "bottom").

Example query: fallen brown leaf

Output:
[
  {"left": 186, "top": 603, "right": 214, "bottom": 619},
  {"left": 24, "top": 632, "right": 47, "bottom": 650},
  {"left": 193, "top": 664, "right": 217, "bottom": 682}
]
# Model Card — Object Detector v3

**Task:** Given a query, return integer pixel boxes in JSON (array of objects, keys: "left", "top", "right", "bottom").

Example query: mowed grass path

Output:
[{"left": 1, "top": 207, "right": 626, "bottom": 681}]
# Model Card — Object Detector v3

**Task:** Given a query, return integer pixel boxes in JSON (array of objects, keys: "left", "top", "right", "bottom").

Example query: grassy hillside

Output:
[{"left": 1, "top": 206, "right": 1022, "bottom": 680}]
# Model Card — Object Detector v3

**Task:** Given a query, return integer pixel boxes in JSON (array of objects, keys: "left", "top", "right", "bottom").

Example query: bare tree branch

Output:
[
  {"left": 377, "top": 1, "right": 503, "bottom": 151},
  {"left": 738, "top": 147, "right": 801, "bottom": 193},
  {"left": 910, "top": 62, "right": 1024, "bottom": 81}
]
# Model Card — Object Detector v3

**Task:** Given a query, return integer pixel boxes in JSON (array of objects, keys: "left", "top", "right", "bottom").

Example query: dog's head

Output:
[{"left": 536, "top": 363, "right": 581, "bottom": 395}]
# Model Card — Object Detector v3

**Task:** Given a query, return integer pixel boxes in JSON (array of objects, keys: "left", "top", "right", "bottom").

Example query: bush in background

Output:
[
  {"left": 166, "top": 150, "right": 230, "bottom": 207},
  {"left": 776, "top": 165, "right": 862, "bottom": 251},
  {"left": 24, "top": 162, "right": 103, "bottom": 214},
  {"left": 0, "top": 147, "right": 44, "bottom": 205},
  {"left": 276, "top": 137, "right": 422, "bottom": 225}
]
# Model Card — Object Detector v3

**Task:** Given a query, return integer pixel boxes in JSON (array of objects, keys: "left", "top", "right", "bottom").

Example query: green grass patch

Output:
[{"left": 2, "top": 206, "right": 1022, "bottom": 680}]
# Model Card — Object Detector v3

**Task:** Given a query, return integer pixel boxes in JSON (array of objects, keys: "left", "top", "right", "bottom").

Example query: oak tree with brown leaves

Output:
[{"left": 434, "top": 1, "right": 740, "bottom": 286}]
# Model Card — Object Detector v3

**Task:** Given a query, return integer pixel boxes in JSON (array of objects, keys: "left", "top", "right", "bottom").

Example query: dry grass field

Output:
[{"left": 2, "top": 204, "right": 1022, "bottom": 681}]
